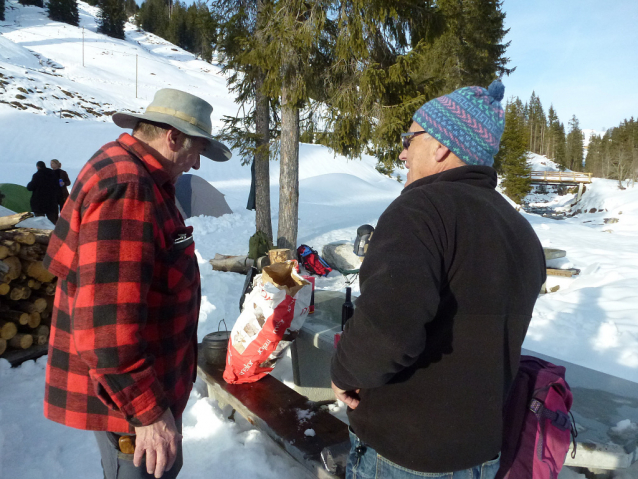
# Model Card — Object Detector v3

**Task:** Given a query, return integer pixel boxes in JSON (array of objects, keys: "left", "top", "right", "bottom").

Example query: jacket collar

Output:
[
  {"left": 116, "top": 133, "right": 173, "bottom": 188},
  {"left": 402, "top": 165, "right": 497, "bottom": 194}
]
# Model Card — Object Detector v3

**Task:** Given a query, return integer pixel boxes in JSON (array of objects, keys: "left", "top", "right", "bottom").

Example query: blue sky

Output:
[{"left": 501, "top": 0, "right": 638, "bottom": 131}]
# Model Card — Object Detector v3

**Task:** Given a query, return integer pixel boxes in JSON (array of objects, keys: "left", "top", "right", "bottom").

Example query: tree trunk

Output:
[
  {"left": 277, "top": 82, "right": 299, "bottom": 251},
  {"left": 0, "top": 230, "right": 36, "bottom": 245},
  {"left": 254, "top": 0, "right": 273, "bottom": 243},
  {"left": 9, "top": 333, "right": 33, "bottom": 349},
  {"left": 0, "top": 212, "right": 34, "bottom": 231},
  {"left": 2, "top": 310, "right": 30, "bottom": 325},
  {"left": 255, "top": 72, "right": 273, "bottom": 242},
  {"left": 17, "top": 228, "right": 52, "bottom": 245},
  {"left": 209, "top": 254, "right": 254, "bottom": 274},
  {"left": 22, "top": 260, "right": 55, "bottom": 283}
]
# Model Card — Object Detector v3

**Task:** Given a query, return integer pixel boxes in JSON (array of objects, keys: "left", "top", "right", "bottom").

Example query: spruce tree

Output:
[
  {"left": 565, "top": 115, "right": 584, "bottom": 171},
  {"left": 546, "top": 105, "right": 559, "bottom": 160},
  {"left": 47, "top": 0, "right": 79, "bottom": 26},
  {"left": 136, "top": 0, "right": 169, "bottom": 37},
  {"left": 124, "top": 0, "right": 137, "bottom": 17},
  {"left": 554, "top": 122, "right": 567, "bottom": 169},
  {"left": 98, "top": 0, "right": 127, "bottom": 39},
  {"left": 496, "top": 99, "right": 531, "bottom": 204},
  {"left": 0, "top": 0, "right": 5, "bottom": 21},
  {"left": 213, "top": 0, "right": 274, "bottom": 243}
]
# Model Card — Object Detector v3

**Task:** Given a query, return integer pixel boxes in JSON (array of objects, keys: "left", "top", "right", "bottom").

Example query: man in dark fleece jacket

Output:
[
  {"left": 331, "top": 81, "right": 546, "bottom": 479},
  {"left": 27, "top": 160, "right": 60, "bottom": 224}
]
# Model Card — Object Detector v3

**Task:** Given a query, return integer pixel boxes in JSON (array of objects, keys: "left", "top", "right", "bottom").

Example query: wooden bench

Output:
[{"left": 197, "top": 351, "right": 349, "bottom": 479}]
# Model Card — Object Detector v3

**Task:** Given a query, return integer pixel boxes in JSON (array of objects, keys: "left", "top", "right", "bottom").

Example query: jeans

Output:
[
  {"left": 347, "top": 429, "right": 501, "bottom": 479},
  {"left": 94, "top": 419, "right": 183, "bottom": 479}
]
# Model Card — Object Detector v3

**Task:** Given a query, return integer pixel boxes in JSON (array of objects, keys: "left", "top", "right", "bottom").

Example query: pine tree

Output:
[
  {"left": 554, "top": 122, "right": 567, "bottom": 169},
  {"left": 47, "top": 0, "right": 79, "bottom": 26},
  {"left": 565, "top": 115, "right": 584, "bottom": 171},
  {"left": 495, "top": 99, "right": 531, "bottom": 204},
  {"left": 213, "top": 0, "right": 274, "bottom": 243},
  {"left": 124, "top": 0, "right": 137, "bottom": 17},
  {"left": 98, "top": 0, "right": 127, "bottom": 39},
  {"left": 136, "top": 0, "right": 169, "bottom": 38},
  {"left": 546, "top": 105, "right": 559, "bottom": 160},
  {"left": 0, "top": 0, "right": 5, "bottom": 21}
]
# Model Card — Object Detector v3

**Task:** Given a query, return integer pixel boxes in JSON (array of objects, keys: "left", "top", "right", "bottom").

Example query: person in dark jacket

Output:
[
  {"left": 50, "top": 159, "right": 71, "bottom": 211},
  {"left": 26, "top": 160, "right": 59, "bottom": 224},
  {"left": 331, "top": 81, "right": 546, "bottom": 479}
]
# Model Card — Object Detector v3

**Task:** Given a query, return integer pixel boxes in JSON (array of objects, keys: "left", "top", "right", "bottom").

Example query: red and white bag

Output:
[{"left": 223, "top": 261, "right": 312, "bottom": 384}]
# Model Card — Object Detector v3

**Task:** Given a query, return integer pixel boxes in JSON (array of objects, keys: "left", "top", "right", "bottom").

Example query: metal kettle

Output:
[{"left": 353, "top": 224, "right": 375, "bottom": 257}]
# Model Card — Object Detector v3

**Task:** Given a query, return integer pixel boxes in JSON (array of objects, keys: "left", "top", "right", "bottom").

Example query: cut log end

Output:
[
  {"left": 9, "top": 333, "right": 33, "bottom": 349},
  {"left": 28, "top": 312, "right": 41, "bottom": 329},
  {"left": 0, "top": 320, "right": 18, "bottom": 340}
]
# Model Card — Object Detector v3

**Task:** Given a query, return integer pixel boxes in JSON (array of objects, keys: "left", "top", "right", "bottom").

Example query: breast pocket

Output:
[
  {"left": 154, "top": 235, "right": 200, "bottom": 296},
  {"left": 166, "top": 241, "right": 199, "bottom": 292}
]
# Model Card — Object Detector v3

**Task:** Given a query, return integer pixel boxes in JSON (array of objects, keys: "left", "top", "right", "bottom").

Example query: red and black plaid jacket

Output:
[{"left": 44, "top": 133, "right": 201, "bottom": 433}]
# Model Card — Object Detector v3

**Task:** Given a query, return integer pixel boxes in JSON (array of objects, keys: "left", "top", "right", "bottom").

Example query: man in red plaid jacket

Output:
[{"left": 44, "top": 89, "right": 231, "bottom": 479}]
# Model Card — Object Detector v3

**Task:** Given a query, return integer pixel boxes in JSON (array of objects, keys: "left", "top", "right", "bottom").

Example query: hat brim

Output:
[{"left": 112, "top": 111, "right": 232, "bottom": 162}]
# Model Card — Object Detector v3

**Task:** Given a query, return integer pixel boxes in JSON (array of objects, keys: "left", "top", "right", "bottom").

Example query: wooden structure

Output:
[
  {"left": 529, "top": 171, "right": 592, "bottom": 184},
  {"left": 197, "top": 354, "right": 349, "bottom": 479},
  {"left": 530, "top": 171, "right": 592, "bottom": 202}
]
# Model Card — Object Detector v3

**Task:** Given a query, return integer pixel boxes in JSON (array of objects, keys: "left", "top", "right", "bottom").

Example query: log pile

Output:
[{"left": 0, "top": 221, "right": 55, "bottom": 357}]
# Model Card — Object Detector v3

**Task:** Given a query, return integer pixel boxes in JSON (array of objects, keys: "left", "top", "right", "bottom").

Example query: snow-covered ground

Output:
[{"left": 1, "top": 2, "right": 637, "bottom": 478}]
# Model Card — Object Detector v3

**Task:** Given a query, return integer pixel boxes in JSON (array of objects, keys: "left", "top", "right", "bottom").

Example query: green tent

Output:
[{"left": 0, "top": 183, "right": 32, "bottom": 214}]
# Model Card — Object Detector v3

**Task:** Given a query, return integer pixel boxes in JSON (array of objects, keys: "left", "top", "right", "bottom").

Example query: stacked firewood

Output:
[{"left": 0, "top": 213, "right": 56, "bottom": 356}]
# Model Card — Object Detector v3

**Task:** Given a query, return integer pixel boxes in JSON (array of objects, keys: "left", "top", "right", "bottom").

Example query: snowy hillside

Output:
[{"left": 1, "top": 3, "right": 638, "bottom": 478}]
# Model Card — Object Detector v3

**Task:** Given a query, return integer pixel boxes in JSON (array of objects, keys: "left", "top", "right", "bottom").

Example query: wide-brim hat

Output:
[{"left": 112, "top": 88, "right": 232, "bottom": 162}]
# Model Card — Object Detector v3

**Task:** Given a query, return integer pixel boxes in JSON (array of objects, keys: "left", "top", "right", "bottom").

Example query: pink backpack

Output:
[{"left": 496, "top": 356, "right": 577, "bottom": 479}]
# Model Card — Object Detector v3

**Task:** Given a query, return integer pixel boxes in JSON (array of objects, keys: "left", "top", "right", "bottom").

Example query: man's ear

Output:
[
  {"left": 166, "top": 128, "right": 182, "bottom": 152},
  {"left": 434, "top": 143, "right": 451, "bottom": 163}
]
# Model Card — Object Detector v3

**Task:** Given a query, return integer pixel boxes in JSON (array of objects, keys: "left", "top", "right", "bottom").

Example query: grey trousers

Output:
[{"left": 94, "top": 419, "right": 183, "bottom": 479}]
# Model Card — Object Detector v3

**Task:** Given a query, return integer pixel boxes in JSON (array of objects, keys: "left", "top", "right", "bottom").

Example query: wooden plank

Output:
[
  {"left": 1, "top": 343, "right": 48, "bottom": 367},
  {"left": 546, "top": 268, "right": 580, "bottom": 277},
  {"left": 197, "top": 352, "right": 348, "bottom": 479}
]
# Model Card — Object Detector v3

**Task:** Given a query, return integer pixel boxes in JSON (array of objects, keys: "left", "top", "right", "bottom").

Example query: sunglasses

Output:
[{"left": 401, "top": 130, "right": 429, "bottom": 150}]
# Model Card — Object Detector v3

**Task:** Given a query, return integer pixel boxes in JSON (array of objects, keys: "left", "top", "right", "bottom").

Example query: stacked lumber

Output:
[{"left": 0, "top": 219, "right": 55, "bottom": 357}]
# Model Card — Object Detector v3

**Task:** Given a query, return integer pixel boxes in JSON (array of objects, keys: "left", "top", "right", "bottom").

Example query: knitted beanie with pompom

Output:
[{"left": 412, "top": 80, "right": 506, "bottom": 167}]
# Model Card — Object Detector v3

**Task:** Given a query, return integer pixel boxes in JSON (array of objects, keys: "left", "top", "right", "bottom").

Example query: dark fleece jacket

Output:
[
  {"left": 27, "top": 167, "right": 59, "bottom": 214},
  {"left": 331, "top": 165, "right": 546, "bottom": 473}
]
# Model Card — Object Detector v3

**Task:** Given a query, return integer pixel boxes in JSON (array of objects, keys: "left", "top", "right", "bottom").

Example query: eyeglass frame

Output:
[{"left": 401, "top": 130, "right": 430, "bottom": 150}]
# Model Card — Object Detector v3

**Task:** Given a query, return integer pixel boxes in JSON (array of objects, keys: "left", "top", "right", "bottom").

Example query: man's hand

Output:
[
  {"left": 134, "top": 408, "right": 181, "bottom": 478},
  {"left": 331, "top": 381, "right": 361, "bottom": 409}
]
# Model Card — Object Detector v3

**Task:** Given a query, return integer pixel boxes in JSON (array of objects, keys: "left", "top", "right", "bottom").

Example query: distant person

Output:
[
  {"left": 26, "top": 160, "right": 59, "bottom": 224},
  {"left": 43, "top": 89, "right": 231, "bottom": 479},
  {"left": 331, "top": 81, "right": 546, "bottom": 479},
  {"left": 50, "top": 159, "right": 71, "bottom": 210}
]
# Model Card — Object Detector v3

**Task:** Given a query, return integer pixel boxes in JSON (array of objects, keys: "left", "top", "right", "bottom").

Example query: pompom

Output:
[{"left": 487, "top": 80, "right": 505, "bottom": 102}]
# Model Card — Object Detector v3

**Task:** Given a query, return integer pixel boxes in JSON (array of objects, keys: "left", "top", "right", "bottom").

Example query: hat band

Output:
[{"left": 146, "top": 106, "right": 211, "bottom": 134}]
